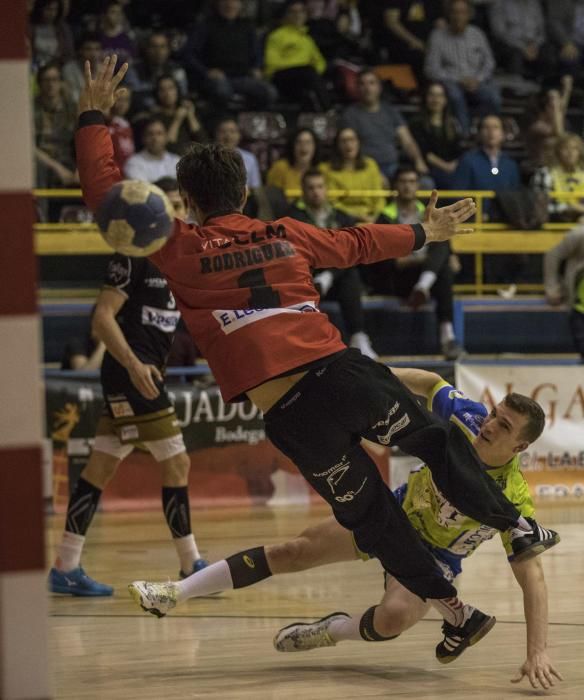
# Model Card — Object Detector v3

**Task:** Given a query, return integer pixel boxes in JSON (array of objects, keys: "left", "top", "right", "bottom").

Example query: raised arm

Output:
[
  {"left": 75, "top": 55, "right": 128, "bottom": 211},
  {"left": 510, "top": 557, "right": 563, "bottom": 690}
]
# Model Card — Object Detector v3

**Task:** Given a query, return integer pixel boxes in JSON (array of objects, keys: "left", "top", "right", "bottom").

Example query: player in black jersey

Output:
[{"left": 49, "top": 196, "right": 208, "bottom": 595}]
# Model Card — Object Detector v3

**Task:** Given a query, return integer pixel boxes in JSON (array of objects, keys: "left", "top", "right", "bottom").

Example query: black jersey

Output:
[{"left": 103, "top": 254, "right": 180, "bottom": 367}]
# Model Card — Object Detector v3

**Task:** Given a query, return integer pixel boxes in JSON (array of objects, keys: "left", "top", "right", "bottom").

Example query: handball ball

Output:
[{"left": 96, "top": 180, "right": 174, "bottom": 256}]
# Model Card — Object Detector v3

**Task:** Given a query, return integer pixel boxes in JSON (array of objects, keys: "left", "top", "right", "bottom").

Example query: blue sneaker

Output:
[
  {"left": 179, "top": 558, "right": 208, "bottom": 579},
  {"left": 48, "top": 566, "right": 114, "bottom": 596}
]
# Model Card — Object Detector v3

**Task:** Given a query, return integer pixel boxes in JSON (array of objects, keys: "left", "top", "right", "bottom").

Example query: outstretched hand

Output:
[
  {"left": 511, "top": 652, "right": 563, "bottom": 690},
  {"left": 423, "top": 190, "right": 476, "bottom": 243},
  {"left": 78, "top": 54, "right": 128, "bottom": 116}
]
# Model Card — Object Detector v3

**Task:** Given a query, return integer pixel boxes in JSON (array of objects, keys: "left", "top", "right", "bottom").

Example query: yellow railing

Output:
[{"left": 33, "top": 188, "right": 576, "bottom": 295}]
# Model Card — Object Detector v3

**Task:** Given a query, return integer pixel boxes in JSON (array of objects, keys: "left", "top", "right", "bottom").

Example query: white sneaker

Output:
[
  {"left": 128, "top": 580, "right": 178, "bottom": 618},
  {"left": 349, "top": 332, "right": 378, "bottom": 360},
  {"left": 273, "top": 612, "right": 350, "bottom": 652}
]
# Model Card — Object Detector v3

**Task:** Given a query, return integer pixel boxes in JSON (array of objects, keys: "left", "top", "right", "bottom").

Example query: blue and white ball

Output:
[{"left": 96, "top": 180, "right": 174, "bottom": 256}]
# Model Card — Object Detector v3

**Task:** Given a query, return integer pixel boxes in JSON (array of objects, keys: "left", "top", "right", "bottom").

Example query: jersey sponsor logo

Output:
[
  {"left": 372, "top": 402, "right": 400, "bottom": 428},
  {"left": 375, "top": 412, "right": 410, "bottom": 445},
  {"left": 214, "top": 425, "right": 265, "bottom": 445},
  {"left": 201, "top": 224, "right": 287, "bottom": 251},
  {"left": 110, "top": 400, "right": 134, "bottom": 418},
  {"left": 141, "top": 305, "right": 180, "bottom": 333},
  {"left": 213, "top": 301, "right": 318, "bottom": 335},
  {"left": 144, "top": 277, "right": 167, "bottom": 288},
  {"left": 313, "top": 455, "right": 348, "bottom": 478},
  {"left": 326, "top": 463, "right": 350, "bottom": 494},
  {"left": 121, "top": 425, "right": 139, "bottom": 441},
  {"left": 335, "top": 477, "right": 368, "bottom": 503},
  {"left": 107, "top": 257, "right": 131, "bottom": 288}
]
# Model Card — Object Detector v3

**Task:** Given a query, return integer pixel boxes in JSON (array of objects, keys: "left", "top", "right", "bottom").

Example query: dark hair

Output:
[
  {"left": 213, "top": 116, "right": 238, "bottom": 137},
  {"left": 31, "top": 0, "right": 64, "bottom": 24},
  {"left": 420, "top": 81, "right": 459, "bottom": 141},
  {"left": 301, "top": 168, "right": 325, "bottom": 187},
  {"left": 142, "top": 117, "right": 167, "bottom": 133},
  {"left": 37, "top": 61, "right": 62, "bottom": 82},
  {"left": 177, "top": 143, "right": 247, "bottom": 214},
  {"left": 148, "top": 30, "right": 169, "bottom": 46},
  {"left": 154, "top": 176, "right": 179, "bottom": 193},
  {"left": 392, "top": 166, "right": 419, "bottom": 188},
  {"left": 75, "top": 32, "right": 102, "bottom": 51},
  {"left": 284, "top": 128, "right": 320, "bottom": 167},
  {"left": 154, "top": 74, "right": 182, "bottom": 106},
  {"left": 478, "top": 113, "right": 503, "bottom": 131},
  {"left": 330, "top": 128, "right": 366, "bottom": 171},
  {"left": 503, "top": 393, "right": 546, "bottom": 443}
]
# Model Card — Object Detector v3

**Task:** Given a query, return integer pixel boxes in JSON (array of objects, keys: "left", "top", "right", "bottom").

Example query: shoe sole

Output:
[
  {"left": 273, "top": 611, "right": 349, "bottom": 652},
  {"left": 512, "top": 533, "right": 560, "bottom": 563},
  {"left": 49, "top": 586, "right": 113, "bottom": 597},
  {"left": 127, "top": 584, "right": 167, "bottom": 618},
  {"left": 437, "top": 615, "right": 497, "bottom": 665}
]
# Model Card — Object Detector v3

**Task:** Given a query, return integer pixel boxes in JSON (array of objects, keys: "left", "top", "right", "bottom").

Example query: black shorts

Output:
[{"left": 98, "top": 353, "right": 180, "bottom": 445}]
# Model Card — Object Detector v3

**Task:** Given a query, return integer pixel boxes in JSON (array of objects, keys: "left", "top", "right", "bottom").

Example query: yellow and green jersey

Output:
[{"left": 397, "top": 380, "right": 535, "bottom": 574}]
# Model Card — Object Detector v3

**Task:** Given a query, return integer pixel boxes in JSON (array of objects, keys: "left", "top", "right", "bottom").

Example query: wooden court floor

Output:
[{"left": 47, "top": 503, "right": 584, "bottom": 699}]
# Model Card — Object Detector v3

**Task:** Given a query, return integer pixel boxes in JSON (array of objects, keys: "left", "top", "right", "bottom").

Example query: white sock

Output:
[
  {"left": 416, "top": 270, "right": 437, "bottom": 291},
  {"left": 440, "top": 321, "right": 455, "bottom": 345},
  {"left": 328, "top": 615, "right": 362, "bottom": 642},
  {"left": 173, "top": 534, "right": 202, "bottom": 573},
  {"left": 176, "top": 560, "right": 233, "bottom": 602},
  {"left": 430, "top": 597, "right": 473, "bottom": 627},
  {"left": 55, "top": 531, "right": 85, "bottom": 572}
]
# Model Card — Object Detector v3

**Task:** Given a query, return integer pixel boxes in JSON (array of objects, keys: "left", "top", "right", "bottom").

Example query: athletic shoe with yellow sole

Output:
[
  {"left": 435, "top": 609, "right": 496, "bottom": 664},
  {"left": 128, "top": 580, "right": 178, "bottom": 618},
  {"left": 273, "top": 612, "right": 350, "bottom": 652}
]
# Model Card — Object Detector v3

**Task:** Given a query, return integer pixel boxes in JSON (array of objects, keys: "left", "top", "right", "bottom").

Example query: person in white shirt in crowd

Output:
[
  {"left": 425, "top": 0, "right": 500, "bottom": 136},
  {"left": 123, "top": 118, "right": 180, "bottom": 182},
  {"left": 213, "top": 117, "right": 262, "bottom": 189}
]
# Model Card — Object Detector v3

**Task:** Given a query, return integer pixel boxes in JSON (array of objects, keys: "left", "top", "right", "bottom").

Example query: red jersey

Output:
[{"left": 76, "top": 112, "right": 427, "bottom": 402}]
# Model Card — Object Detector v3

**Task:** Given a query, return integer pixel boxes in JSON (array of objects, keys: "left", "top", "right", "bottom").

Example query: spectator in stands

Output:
[
  {"left": 184, "top": 0, "right": 277, "bottom": 109},
  {"left": 367, "top": 1, "right": 445, "bottom": 81},
  {"left": 98, "top": 1, "right": 136, "bottom": 68},
  {"left": 408, "top": 81, "right": 463, "bottom": 189},
  {"left": 264, "top": 0, "right": 331, "bottom": 111},
  {"left": 548, "top": 0, "right": 584, "bottom": 77},
  {"left": 320, "top": 127, "right": 385, "bottom": 221},
  {"left": 525, "top": 76, "right": 573, "bottom": 172},
  {"left": 148, "top": 75, "right": 205, "bottom": 155},
  {"left": 289, "top": 169, "right": 378, "bottom": 358},
  {"left": 62, "top": 33, "right": 103, "bottom": 104},
  {"left": 214, "top": 117, "right": 262, "bottom": 189},
  {"left": 363, "top": 167, "right": 464, "bottom": 360},
  {"left": 305, "top": 0, "right": 363, "bottom": 62},
  {"left": 267, "top": 127, "right": 321, "bottom": 196},
  {"left": 545, "top": 226, "right": 584, "bottom": 353},
  {"left": 340, "top": 69, "right": 428, "bottom": 180},
  {"left": 34, "top": 62, "right": 78, "bottom": 188},
  {"left": 125, "top": 32, "right": 188, "bottom": 111},
  {"left": 30, "top": 0, "right": 74, "bottom": 69},
  {"left": 425, "top": 0, "right": 500, "bottom": 136},
  {"left": 488, "top": 0, "right": 552, "bottom": 81},
  {"left": 532, "top": 133, "right": 584, "bottom": 222},
  {"left": 123, "top": 118, "right": 180, "bottom": 182},
  {"left": 154, "top": 176, "right": 188, "bottom": 219},
  {"left": 544, "top": 226, "right": 584, "bottom": 361},
  {"left": 453, "top": 114, "right": 521, "bottom": 218},
  {"left": 108, "top": 87, "right": 135, "bottom": 171}
]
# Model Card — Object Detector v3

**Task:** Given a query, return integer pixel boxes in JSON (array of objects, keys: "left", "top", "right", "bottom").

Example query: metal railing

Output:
[{"left": 33, "top": 188, "right": 575, "bottom": 295}]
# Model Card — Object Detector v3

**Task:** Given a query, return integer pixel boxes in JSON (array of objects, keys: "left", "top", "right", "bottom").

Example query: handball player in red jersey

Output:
[{"left": 75, "top": 57, "right": 538, "bottom": 648}]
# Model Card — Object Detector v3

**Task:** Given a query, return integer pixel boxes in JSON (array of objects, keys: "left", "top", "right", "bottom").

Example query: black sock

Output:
[
  {"left": 162, "top": 486, "right": 192, "bottom": 538},
  {"left": 226, "top": 546, "right": 272, "bottom": 589},
  {"left": 359, "top": 606, "right": 400, "bottom": 642},
  {"left": 65, "top": 477, "right": 102, "bottom": 536}
]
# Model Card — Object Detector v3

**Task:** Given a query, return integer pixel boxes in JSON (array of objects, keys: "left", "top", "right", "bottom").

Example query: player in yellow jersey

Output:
[{"left": 130, "top": 367, "right": 561, "bottom": 690}]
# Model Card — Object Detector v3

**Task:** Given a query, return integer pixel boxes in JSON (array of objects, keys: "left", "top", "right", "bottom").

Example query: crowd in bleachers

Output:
[{"left": 30, "top": 0, "right": 584, "bottom": 359}]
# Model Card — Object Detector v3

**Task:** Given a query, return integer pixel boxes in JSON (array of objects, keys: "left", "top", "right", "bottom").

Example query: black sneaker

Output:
[
  {"left": 509, "top": 517, "right": 560, "bottom": 562},
  {"left": 435, "top": 609, "right": 496, "bottom": 664}
]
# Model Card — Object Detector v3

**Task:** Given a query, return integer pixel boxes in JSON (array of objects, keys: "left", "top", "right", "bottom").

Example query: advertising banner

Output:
[
  {"left": 456, "top": 363, "right": 584, "bottom": 498},
  {"left": 45, "top": 378, "right": 389, "bottom": 510}
]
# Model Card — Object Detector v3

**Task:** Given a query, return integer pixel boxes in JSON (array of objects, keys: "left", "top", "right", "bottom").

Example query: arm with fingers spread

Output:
[
  {"left": 510, "top": 557, "right": 563, "bottom": 690},
  {"left": 92, "top": 288, "right": 162, "bottom": 400}
]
